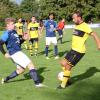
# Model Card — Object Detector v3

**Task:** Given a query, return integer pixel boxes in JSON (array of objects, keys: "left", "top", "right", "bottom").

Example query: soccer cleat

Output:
[
  {"left": 34, "top": 53, "right": 38, "bottom": 56},
  {"left": 35, "top": 83, "right": 47, "bottom": 88},
  {"left": 55, "top": 56, "right": 59, "bottom": 59},
  {"left": 56, "top": 85, "right": 65, "bottom": 89},
  {"left": 30, "top": 54, "right": 33, "bottom": 56},
  {"left": 1, "top": 78, "right": 7, "bottom": 84},
  {"left": 46, "top": 57, "right": 50, "bottom": 59}
]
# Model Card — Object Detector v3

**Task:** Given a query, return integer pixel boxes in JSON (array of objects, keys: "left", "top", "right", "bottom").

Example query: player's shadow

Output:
[
  {"left": 70, "top": 67, "right": 100, "bottom": 84},
  {"left": 61, "top": 40, "right": 71, "bottom": 44},
  {"left": 24, "top": 67, "right": 50, "bottom": 83},
  {"left": 58, "top": 50, "right": 69, "bottom": 57},
  {"left": 38, "top": 49, "right": 52, "bottom": 55},
  {"left": 57, "top": 40, "right": 71, "bottom": 44},
  {"left": 8, "top": 67, "right": 50, "bottom": 83}
]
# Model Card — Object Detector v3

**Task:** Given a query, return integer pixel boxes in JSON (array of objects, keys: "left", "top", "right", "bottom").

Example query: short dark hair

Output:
[
  {"left": 49, "top": 13, "right": 55, "bottom": 17},
  {"left": 73, "top": 11, "right": 83, "bottom": 18},
  {"left": 32, "top": 16, "right": 36, "bottom": 18}
]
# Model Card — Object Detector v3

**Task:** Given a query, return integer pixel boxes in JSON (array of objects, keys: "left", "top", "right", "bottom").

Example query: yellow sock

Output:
[
  {"left": 34, "top": 42, "right": 38, "bottom": 49},
  {"left": 29, "top": 44, "right": 33, "bottom": 55},
  {"left": 34, "top": 48, "right": 38, "bottom": 55},
  {"left": 61, "top": 70, "right": 71, "bottom": 88},
  {"left": 24, "top": 41, "right": 27, "bottom": 49}
]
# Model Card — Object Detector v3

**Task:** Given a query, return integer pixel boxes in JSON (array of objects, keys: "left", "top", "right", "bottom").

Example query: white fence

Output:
[{"left": 65, "top": 23, "right": 100, "bottom": 29}]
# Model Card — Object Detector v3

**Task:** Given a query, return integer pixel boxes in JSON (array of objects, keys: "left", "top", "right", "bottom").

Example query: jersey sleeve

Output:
[
  {"left": 0, "top": 31, "right": 9, "bottom": 42},
  {"left": 85, "top": 24, "right": 93, "bottom": 34},
  {"left": 28, "top": 24, "right": 30, "bottom": 30},
  {"left": 54, "top": 21, "right": 57, "bottom": 28},
  {"left": 44, "top": 20, "right": 48, "bottom": 27}
]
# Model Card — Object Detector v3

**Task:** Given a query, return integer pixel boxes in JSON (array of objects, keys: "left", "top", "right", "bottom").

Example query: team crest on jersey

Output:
[{"left": 14, "top": 34, "right": 19, "bottom": 38}]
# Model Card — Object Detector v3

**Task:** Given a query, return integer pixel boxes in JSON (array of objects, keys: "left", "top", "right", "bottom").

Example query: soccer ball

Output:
[{"left": 58, "top": 71, "right": 64, "bottom": 81}]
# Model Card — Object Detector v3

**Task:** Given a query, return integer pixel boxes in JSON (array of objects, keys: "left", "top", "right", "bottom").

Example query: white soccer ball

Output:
[{"left": 58, "top": 71, "right": 64, "bottom": 81}]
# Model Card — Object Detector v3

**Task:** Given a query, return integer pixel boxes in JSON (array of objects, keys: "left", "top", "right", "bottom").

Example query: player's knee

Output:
[
  {"left": 27, "top": 62, "right": 35, "bottom": 70},
  {"left": 60, "top": 59, "right": 72, "bottom": 70},
  {"left": 16, "top": 67, "right": 25, "bottom": 74}
]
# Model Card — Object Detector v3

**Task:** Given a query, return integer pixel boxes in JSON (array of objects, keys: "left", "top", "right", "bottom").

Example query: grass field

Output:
[{"left": 0, "top": 28, "right": 100, "bottom": 100}]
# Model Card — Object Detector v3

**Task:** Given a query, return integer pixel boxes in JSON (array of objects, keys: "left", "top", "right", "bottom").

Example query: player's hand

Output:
[
  {"left": 22, "top": 33, "right": 29, "bottom": 40},
  {"left": 98, "top": 45, "right": 100, "bottom": 50},
  {"left": 5, "top": 53, "right": 11, "bottom": 59}
]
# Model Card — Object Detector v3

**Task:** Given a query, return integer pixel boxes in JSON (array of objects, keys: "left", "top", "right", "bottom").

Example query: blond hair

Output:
[{"left": 5, "top": 18, "right": 15, "bottom": 25}]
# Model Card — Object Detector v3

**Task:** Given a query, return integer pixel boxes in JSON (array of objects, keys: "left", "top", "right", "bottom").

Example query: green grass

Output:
[{"left": 0, "top": 28, "right": 100, "bottom": 100}]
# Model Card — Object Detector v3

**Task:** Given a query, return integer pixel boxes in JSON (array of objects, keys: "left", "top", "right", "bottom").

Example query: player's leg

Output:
[
  {"left": 27, "top": 62, "right": 45, "bottom": 87},
  {"left": 57, "top": 30, "right": 63, "bottom": 44},
  {"left": 2, "top": 66, "right": 25, "bottom": 84},
  {"left": 57, "top": 50, "right": 85, "bottom": 89},
  {"left": 58, "top": 59, "right": 72, "bottom": 88},
  {"left": 34, "top": 38, "right": 38, "bottom": 56},
  {"left": 52, "top": 37, "right": 59, "bottom": 59},
  {"left": 45, "top": 37, "right": 50, "bottom": 59},
  {"left": 23, "top": 41, "right": 28, "bottom": 49},
  {"left": 29, "top": 39, "right": 33, "bottom": 56}
]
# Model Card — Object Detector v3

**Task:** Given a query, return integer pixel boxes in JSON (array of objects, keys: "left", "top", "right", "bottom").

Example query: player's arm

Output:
[
  {"left": 27, "top": 24, "right": 31, "bottom": 40},
  {"left": 0, "top": 39, "right": 10, "bottom": 58},
  {"left": 90, "top": 32, "right": 100, "bottom": 50},
  {"left": 0, "top": 32, "right": 10, "bottom": 58},
  {"left": 0, "top": 40, "right": 6, "bottom": 55}
]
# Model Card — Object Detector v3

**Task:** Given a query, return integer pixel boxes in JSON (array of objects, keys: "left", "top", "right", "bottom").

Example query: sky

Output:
[{"left": 10, "top": 0, "right": 23, "bottom": 5}]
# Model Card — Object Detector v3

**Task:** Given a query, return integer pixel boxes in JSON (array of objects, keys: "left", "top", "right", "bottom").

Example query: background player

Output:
[
  {"left": 44, "top": 13, "right": 59, "bottom": 59},
  {"left": 57, "top": 18, "right": 65, "bottom": 44},
  {"left": 28, "top": 16, "right": 41, "bottom": 56}
]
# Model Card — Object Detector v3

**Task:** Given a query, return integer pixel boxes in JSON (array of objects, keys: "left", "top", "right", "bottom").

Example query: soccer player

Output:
[
  {"left": 44, "top": 13, "right": 59, "bottom": 59},
  {"left": 15, "top": 18, "right": 27, "bottom": 49},
  {"left": 0, "top": 18, "right": 44, "bottom": 87},
  {"left": 57, "top": 18, "right": 65, "bottom": 44},
  {"left": 57, "top": 11, "right": 100, "bottom": 89},
  {"left": 28, "top": 16, "right": 41, "bottom": 56}
]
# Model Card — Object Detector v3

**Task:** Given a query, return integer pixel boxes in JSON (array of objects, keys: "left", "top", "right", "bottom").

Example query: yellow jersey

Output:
[
  {"left": 15, "top": 22, "right": 23, "bottom": 35},
  {"left": 72, "top": 22, "right": 93, "bottom": 53},
  {"left": 28, "top": 22, "right": 39, "bottom": 38}
]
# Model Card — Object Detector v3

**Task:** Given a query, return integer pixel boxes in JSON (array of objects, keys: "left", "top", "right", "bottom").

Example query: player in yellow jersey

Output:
[
  {"left": 15, "top": 18, "right": 23, "bottom": 39},
  {"left": 15, "top": 18, "right": 28, "bottom": 49},
  {"left": 28, "top": 16, "right": 41, "bottom": 56},
  {"left": 57, "top": 11, "right": 100, "bottom": 89}
]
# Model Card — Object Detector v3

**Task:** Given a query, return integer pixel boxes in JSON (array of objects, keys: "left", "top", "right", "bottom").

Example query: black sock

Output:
[
  {"left": 45, "top": 46, "right": 49, "bottom": 57},
  {"left": 29, "top": 69, "right": 40, "bottom": 85},
  {"left": 60, "top": 38, "right": 62, "bottom": 43},
  {"left": 4, "top": 71, "right": 18, "bottom": 82},
  {"left": 54, "top": 45, "right": 58, "bottom": 56}
]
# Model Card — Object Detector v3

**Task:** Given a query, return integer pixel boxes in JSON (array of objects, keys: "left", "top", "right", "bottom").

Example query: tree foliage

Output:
[{"left": 0, "top": 0, "right": 100, "bottom": 23}]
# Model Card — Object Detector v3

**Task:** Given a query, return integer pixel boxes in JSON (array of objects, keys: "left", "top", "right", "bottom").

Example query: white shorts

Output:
[
  {"left": 11, "top": 51, "right": 31, "bottom": 68},
  {"left": 46, "top": 37, "right": 57, "bottom": 45}
]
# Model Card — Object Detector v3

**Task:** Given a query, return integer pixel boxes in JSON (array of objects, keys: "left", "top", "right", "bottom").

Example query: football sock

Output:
[
  {"left": 34, "top": 49, "right": 38, "bottom": 55},
  {"left": 29, "top": 69, "right": 40, "bottom": 85},
  {"left": 34, "top": 42, "right": 38, "bottom": 49},
  {"left": 54, "top": 45, "right": 58, "bottom": 56},
  {"left": 24, "top": 41, "right": 27, "bottom": 49},
  {"left": 4, "top": 71, "right": 18, "bottom": 82},
  {"left": 61, "top": 70, "right": 71, "bottom": 88},
  {"left": 29, "top": 44, "right": 33, "bottom": 55},
  {"left": 45, "top": 46, "right": 49, "bottom": 56}
]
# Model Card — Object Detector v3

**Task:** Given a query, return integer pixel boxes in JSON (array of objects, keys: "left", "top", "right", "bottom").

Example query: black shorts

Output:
[
  {"left": 64, "top": 49, "right": 85, "bottom": 66},
  {"left": 57, "top": 29, "right": 63, "bottom": 36},
  {"left": 29, "top": 38, "right": 38, "bottom": 44}
]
